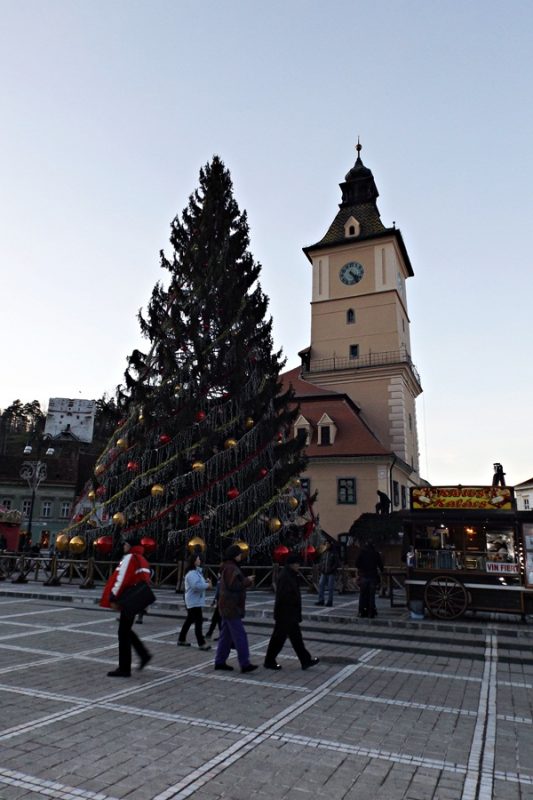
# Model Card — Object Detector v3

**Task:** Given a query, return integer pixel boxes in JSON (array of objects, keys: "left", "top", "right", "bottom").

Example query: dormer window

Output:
[
  {"left": 294, "top": 414, "right": 312, "bottom": 446},
  {"left": 318, "top": 413, "right": 337, "bottom": 445},
  {"left": 344, "top": 216, "right": 360, "bottom": 238},
  {"left": 346, "top": 308, "right": 355, "bottom": 324}
]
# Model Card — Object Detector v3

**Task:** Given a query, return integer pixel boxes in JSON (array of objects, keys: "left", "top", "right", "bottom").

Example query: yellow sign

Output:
[{"left": 411, "top": 486, "right": 514, "bottom": 511}]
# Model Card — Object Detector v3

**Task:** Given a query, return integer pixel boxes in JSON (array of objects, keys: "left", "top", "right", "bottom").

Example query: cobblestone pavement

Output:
[{"left": 1, "top": 589, "right": 533, "bottom": 800}]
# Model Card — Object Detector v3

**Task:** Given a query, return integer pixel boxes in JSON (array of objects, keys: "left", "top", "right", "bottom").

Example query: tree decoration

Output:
[
  {"left": 55, "top": 534, "right": 70, "bottom": 552},
  {"left": 258, "top": 467, "right": 268, "bottom": 478},
  {"left": 116, "top": 438, "right": 128, "bottom": 449},
  {"left": 94, "top": 464, "right": 105, "bottom": 477},
  {"left": 187, "top": 536, "right": 206, "bottom": 553},
  {"left": 269, "top": 517, "right": 282, "bottom": 533},
  {"left": 303, "top": 544, "right": 317, "bottom": 562},
  {"left": 140, "top": 536, "right": 157, "bottom": 555},
  {"left": 192, "top": 460, "right": 205, "bottom": 472},
  {"left": 227, "top": 487, "right": 240, "bottom": 500},
  {"left": 195, "top": 410, "right": 206, "bottom": 422},
  {"left": 288, "top": 496, "right": 299, "bottom": 510},
  {"left": 224, "top": 438, "right": 238, "bottom": 449},
  {"left": 87, "top": 490, "right": 96, "bottom": 502},
  {"left": 127, "top": 460, "right": 140, "bottom": 472},
  {"left": 188, "top": 513, "right": 202, "bottom": 526},
  {"left": 112, "top": 512, "right": 126, "bottom": 526},
  {"left": 235, "top": 540, "right": 250, "bottom": 557},
  {"left": 69, "top": 536, "right": 86, "bottom": 554},
  {"left": 95, "top": 535, "right": 113, "bottom": 555},
  {"left": 273, "top": 544, "right": 289, "bottom": 564},
  {"left": 292, "top": 478, "right": 301, "bottom": 488},
  {"left": 244, "top": 417, "right": 254, "bottom": 430},
  {"left": 159, "top": 434, "right": 171, "bottom": 445},
  {"left": 151, "top": 484, "right": 165, "bottom": 497},
  {"left": 96, "top": 486, "right": 106, "bottom": 497}
]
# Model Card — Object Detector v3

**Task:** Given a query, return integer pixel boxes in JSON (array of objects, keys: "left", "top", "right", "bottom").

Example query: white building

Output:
[
  {"left": 515, "top": 478, "right": 533, "bottom": 511},
  {"left": 44, "top": 398, "right": 96, "bottom": 443}
]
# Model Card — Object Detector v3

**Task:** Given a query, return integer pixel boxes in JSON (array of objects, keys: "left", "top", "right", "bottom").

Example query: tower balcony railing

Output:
[{"left": 304, "top": 348, "right": 421, "bottom": 385}]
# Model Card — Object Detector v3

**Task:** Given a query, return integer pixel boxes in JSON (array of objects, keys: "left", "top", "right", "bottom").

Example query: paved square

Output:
[{"left": 1, "top": 595, "right": 533, "bottom": 799}]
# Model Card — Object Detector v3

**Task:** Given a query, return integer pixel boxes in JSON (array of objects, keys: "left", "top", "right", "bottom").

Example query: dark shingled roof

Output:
[{"left": 311, "top": 202, "right": 389, "bottom": 247}]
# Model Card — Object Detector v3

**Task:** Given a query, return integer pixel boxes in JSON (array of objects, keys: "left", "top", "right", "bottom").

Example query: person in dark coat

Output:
[
  {"left": 214, "top": 544, "right": 257, "bottom": 673},
  {"left": 355, "top": 540, "right": 384, "bottom": 618},
  {"left": 264, "top": 553, "right": 319, "bottom": 671},
  {"left": 315, "top": 540, "right": 340, "bottom": 607}
]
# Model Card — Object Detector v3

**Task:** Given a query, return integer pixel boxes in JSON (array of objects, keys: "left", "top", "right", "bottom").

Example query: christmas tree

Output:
[{"left": 65, "top": 156, "right": 313, "bottom": 562}]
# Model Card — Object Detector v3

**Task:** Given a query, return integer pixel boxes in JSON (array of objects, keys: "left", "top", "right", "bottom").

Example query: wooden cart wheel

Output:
[{"left": 424, "top": 576, "right": 469, "bottom": 619}]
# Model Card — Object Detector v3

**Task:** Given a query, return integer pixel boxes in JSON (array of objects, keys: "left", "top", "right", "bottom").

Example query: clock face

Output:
[{"left": 339, "top": 261, "right": 364, "bottom": 285}]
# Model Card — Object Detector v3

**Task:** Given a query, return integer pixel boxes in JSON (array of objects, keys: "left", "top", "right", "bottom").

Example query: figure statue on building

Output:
[
  {"left": 375, "top": 491, "right": 391, "bottom": 515},
  {"left": 492, "top": 463, "right": 506, "bottom": 487}
]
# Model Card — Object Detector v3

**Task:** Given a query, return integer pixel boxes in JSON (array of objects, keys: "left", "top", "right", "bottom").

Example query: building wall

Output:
[
  {"left": 0, "top": 484, "right": 75, "bottom": 544},
  {"left": 45, "top": 398, "right": 96, "bottom": 443}
]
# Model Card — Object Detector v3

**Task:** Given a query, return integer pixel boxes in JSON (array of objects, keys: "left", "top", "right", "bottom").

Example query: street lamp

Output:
[{"left": 19, "top": 442, "right": 55, "bottom": 544}]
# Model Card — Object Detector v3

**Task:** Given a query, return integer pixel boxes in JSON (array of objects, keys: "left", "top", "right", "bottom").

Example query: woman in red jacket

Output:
[{"left": 100, "top": 534, "right": 152, "bottom": 677}]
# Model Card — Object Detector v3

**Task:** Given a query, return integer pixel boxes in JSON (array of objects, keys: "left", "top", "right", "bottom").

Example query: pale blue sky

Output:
[{"left": 1, "top": 0, "right": 532, "bottom": 486}]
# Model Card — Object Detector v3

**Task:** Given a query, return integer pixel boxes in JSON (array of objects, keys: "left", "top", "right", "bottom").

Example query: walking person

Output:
[
  {"left": 177, "top": 553, "right": 212, "bottom": 650},
  {"left": 315, "top": 540, "right": 340, "bottom": 607},
  {"left": 264, "top": 552, "right": 319, "bottom": 671},
  {"left": 214, "top": 544, "right": 257, "bottom": 673},
  {"left": 356, "top": 540, "right": 384, "bottom": 618},
  {"left": 205, "top": 573, "right": 221, "bottom": 640},
  {"left": 100, "top": 534, "right": 152, "bottom": 677}
]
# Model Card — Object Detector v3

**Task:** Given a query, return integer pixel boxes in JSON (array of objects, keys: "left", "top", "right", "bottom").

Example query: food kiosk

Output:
[{"left": 404, "top": 486, "right": 533, "bottom": 619}]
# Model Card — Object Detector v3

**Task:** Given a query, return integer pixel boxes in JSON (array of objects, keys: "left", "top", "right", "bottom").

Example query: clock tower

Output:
[{"left": 301, "top": 143, "right": 422, "bottom": 480}]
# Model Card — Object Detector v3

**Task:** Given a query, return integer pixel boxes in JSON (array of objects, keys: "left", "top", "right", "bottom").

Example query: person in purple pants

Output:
[{"left": 214, "top": 544, "right": 257, "bottom": 674}]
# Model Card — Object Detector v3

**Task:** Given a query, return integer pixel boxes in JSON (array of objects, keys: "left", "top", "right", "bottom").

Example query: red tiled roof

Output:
[{"left": 281, "top": 367, "right": 389, "bottom": 458}]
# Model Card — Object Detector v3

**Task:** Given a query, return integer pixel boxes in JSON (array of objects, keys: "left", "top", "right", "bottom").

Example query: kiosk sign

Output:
[
  {"left": 411, "top": 486, "right": 514, "bottom": 511},
  {"left": 486, "top": 562, "right": 519, "bottom": 575}
]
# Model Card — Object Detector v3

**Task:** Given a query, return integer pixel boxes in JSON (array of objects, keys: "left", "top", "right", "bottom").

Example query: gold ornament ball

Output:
[
  {"left": 88, "top": 490, "right": 96, "bottom": 502},
  {"left": 292, "top": 478, "right": 301, "bottom": 488},
  {"left": 94, "top": 463, "right": 105, "bottom": 477},
  {"left": 235, "top": 540, "right": 250, "bottom": 556},
  {"left": 192, "top": 461, "right": 205, "bottom": 472},
  {"left": 112, "top": 512, "right": 126, "bottom": 526},
  {"left": 244, "top": 417, "right": 254, "bottom": 430},
  {"left": 116, "top": 438, "right": 128, "bottom": 450},
  {"left": 224, "top": 438, "right": 238, "bottom": 449},
  {"left": 69, "top": 535, "right": 86, "bottom": 554},
  {"left": 87, "top": 518, "right": 98, "bottom": 528},
  {"left": 151, "top": 484, "right": 165, "bottom": 497},
  {"left": 55, "top": 534, "right": 70, "bottom": 552},
  {"left": 187, "top": 536, "right": 206, "bottom": 553},
  {"left": 138, "top": 409, "right": 145, "bottom": 422},
  {"left": 268, "top": 517, "right": 282, "bottom": 533},
  {"left": 288, "top": 496, "right": 299, "bottom": 510}
]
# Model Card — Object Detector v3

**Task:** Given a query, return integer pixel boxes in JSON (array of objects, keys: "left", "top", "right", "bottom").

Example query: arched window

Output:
[{"left": 346, "top": 308, "right": 355, "bottom": 324}]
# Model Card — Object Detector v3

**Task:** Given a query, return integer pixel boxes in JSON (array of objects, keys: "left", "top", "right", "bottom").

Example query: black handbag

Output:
[{"left": 119, "top": 581, "right": 156, "bottom": 615}]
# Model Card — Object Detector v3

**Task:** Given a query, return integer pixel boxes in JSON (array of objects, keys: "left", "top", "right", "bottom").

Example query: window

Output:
[
  {"left": 1, "top": 499, "right": 11, "bottom": 509},
  {"left": 346, "top": 308, "right": 355, "bottom": 324},
  {"left": 41, "top": 501, "right": 52, "bottom": 518},
  {"left": 60, "top": 501, "right": 71, "bottom": 519},
  {"left": 408, "top": 413, "right": 412, "bottom": 431},
  {"left": 393, "top": 481, "right": 399, "bottom": 507},
  {"left": 402, "top": 318, "right": 405, "bottom": 332},
  {"left": 525, "top": 498, "right": 530, "bottom": 510},
  {"left": 348, "top": 225, "right": 355, "bottom": 235},
  {"left": 337, "top": 478, "right": 356, "bottom": 504},
  {"left": 401, "top": 485, "right": 407, "bottom": 509},
  {"left": 349, "top": 344, "right": 359, "bottom": 359},
  {"left": 320, "top": 426, "right": 331, "bottom": 445},
  {"left": 22, "top": 499, "right": 31, "bottom": 517}
]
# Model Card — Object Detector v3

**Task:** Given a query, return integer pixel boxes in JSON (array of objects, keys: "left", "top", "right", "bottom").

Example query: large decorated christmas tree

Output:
[{"left": 64, "top": 157, "right": 313, "bottom": 562}]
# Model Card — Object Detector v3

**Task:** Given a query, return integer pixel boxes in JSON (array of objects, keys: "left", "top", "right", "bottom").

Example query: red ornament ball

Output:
[
  {"left": 258, "top": 467, "right": 268, "bottom": 479},
  {"left": 227, "top": 487, "right": 240, "bottom": 500},
  {"left": 195, "top": 411, "right": 206, "bottom": 423},
  {"left": 127, "top": 460, "right": 139, "bottom": 472},
  {"left": 94, "top": 535, "right": 113, "bottom": 556},
  {"left": 304, "top": 545, "right": 317, "bottom": 562},
  {"left": 159, "top": 434, "right": 171, "bottom": 445},
  {"left": 272, "top": 545, "right": 290, "bottom": 564},
  {"left": 188, "top": 513, "right": 202, "bottom": 526},
  {"left": 95, "top": 486, "right": 106, "bottom": 498},
  {"left": 140, "top": 536, "right": 157, "bottom": 555}
]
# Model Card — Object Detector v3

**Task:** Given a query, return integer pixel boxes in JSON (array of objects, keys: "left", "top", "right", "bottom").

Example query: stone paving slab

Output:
[{"left": 1, "top": 595, "right": 533, "bottom": 799}]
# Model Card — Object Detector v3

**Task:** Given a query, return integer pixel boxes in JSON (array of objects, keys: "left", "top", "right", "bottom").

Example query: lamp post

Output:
[{"left": 19, "top": 442, "right": 55, "bottom": 545}]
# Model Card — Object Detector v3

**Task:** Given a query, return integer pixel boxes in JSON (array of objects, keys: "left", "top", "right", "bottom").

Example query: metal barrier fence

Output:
[{"left": 0, "top": 554, "right": 406, "bottom": 605}]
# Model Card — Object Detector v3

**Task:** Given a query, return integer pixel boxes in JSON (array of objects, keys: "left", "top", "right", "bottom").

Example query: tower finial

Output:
[{"left": 356, "top": 136, "right": 362, "bottom": 156}]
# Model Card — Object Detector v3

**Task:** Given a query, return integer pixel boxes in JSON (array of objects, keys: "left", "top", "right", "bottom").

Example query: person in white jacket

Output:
[{"left": 177, "top": 553, "right": 212, "bottom": 650}]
